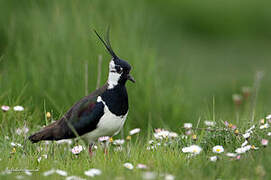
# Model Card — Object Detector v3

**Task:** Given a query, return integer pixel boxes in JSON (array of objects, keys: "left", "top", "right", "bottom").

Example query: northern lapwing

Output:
[{"left": 28, "top": 29, "right": 135, "bottom": 156}]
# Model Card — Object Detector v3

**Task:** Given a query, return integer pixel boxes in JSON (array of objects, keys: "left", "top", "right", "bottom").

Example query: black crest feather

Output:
[{"left": 93, "top": 28, "right": 118, "bottom": 59}]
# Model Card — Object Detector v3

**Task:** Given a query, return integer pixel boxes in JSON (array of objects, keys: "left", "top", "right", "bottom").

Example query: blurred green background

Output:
[{"left": 0, "top": 0, "right": 271, "bottom": 131}]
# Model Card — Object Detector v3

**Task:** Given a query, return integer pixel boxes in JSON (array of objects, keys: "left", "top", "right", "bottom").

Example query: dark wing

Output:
[{"left": 28, "top": 84, "right": 108, "bottom": 143}]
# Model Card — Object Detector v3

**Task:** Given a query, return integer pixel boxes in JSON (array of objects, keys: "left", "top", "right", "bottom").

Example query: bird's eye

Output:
[{"left": 115, "top": 65, "right": 123, "bottom": 73}]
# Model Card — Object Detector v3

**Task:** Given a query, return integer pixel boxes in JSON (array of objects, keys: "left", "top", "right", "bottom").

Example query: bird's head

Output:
[{"left": 94, "top": 29, "right": 135, "bottom": 89}]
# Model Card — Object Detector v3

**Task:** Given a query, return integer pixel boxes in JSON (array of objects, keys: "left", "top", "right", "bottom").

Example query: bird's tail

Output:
[
  {"left": 28, "top": 128, "right": 55, "bottom": 143},
  {"left": 28, "top": 121, "right": 61, "bottom": 143}
]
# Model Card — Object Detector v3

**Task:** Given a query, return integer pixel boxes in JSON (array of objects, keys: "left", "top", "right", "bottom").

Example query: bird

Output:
[{"left": 28, "top": 29, "right": 135, "bottom": 156}]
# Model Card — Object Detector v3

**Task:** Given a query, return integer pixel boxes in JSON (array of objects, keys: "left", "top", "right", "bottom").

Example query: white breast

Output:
[{"left": 82, "top": 96, "right": 127, "bottom": 143}]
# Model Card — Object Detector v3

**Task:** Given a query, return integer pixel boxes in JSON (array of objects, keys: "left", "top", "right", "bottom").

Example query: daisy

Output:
[
  {"left": 55, "top": 169, "right": 67, "bottom": 176},
  {"left": 184, "top": 123, "right": 192, "bottom": 129},
  {"left": 212, "top": 145, "right": 224, "bottom": 153},
  {"left": 43, "top": 169, "right": 55, "bottom": 176},
  {"left": 13, "top": 106, "right": 24, "bottom": 111},
  {"left": 168, "top": 132, "right": 178, "bottom": 138},
  {"left": 182, "top": 145, "right": 202, "bottom": 155},
  {"left": 154, "top": 130, "right": 169, "bottom": 140},
  {"left": 266, "top": 114, "right": 271, "bottom": 120},
  {"left": 71, "top": 145, "right": 83, "bottom": 155},
  {"left": 16, "top": 126, "right": 29, "bottom": 135},
  {"left": 24, "top": 170, "right": 32, "bottom": 176},
  {"left": 129, "top": 128, "right": 140, "bottom": 135},
  {"left": 261, "top": 139, "right": 268, "bottom": 146},
  {"left": 165, "top": 174, "right": 175, "bottom": 180},
  {"left": 98, "top": 136, "right": 110, "bottom": 142},
  {"left": 226, "top": 153, "right": 237, "bottom": 157},
  {"left": 11, "top": 142, "right": 23, "bottom": 147},
  {"left": 235, "top": 145, "right": 251, "bottom": 154},
  {"left": 66, "top": 176, "right": 86, "bottom": 180},
  {"left": 113, "top": 139, "right": 125, "bottom": 146},
  {"left": 241, "top": 140, "right": 248, "bottom": 147},
  {"left": 260, "top": 123, "right": 269, "bottom": 129},
  {"left": 142, "top": 171, "right": 157, "bottom": 180},
  {"left": 137, "top": 164, "right": 148, "bottom": 169},
  {"left": 251, "top": 145, "right": 259, "bottom": 150},
  {"left": 246, "top": 125, "right": 255, "bottom": 133},
  {"left": 210, "top": 156, "right": 217, "bottom": 162},
  {"left": 37, "top": 157, "right": 42, "bottom": 163},
  {"left": 123, "top": 163, "right": 134, "bottom": 170},
  {"left": 232, "top": 94, "right": 242, "bottom": 105},
  {"left": 1, "top": 105, "right": 10, "bottom": 112},
  {"left": 267, "top": 132, "right": 271, "bottom": 136},
  {"left": 204, "top": 121, "right": 216, "bottom": 127},
  {"left": 243, "top": 132, "right": 250, "bottom": 139},
  {"left": 84, "top": 169, "right": 102, "bottom": 177},
  {"left": 224, "top": 121, "right": 229, "bottom": 127}
]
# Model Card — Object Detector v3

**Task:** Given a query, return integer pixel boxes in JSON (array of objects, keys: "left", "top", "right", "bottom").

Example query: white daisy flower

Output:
[
  {"left": 212, "top": 145, "right": 224, "bottom": 153},
  {"left": 226, "top": 153, "right": 237, "bottom": 157},
  {"left": 184, "top": 123, "right": 192, "bottom": 129},
  {"left": 243, "top": 132, "right": 250, "bottom": 139},
  {"left": 165, "top": 174, "right": 175, "bottom": 180},
  {"left": 235, "top": 145, "right": 251, "bottom": 154},
  {"left": 261, "top": 139, "right": 268, "bottom": 146},
  {"left": 66, "top": 176, "right": 86, "bottom": 180},
  {"left": 232, "top": 94, "right": 242, "bottom": 104},
  {"left": 129, "top": 128, "right": 141, "bottom": 135},
  {"left": 245, "top": 125, "right": 255, "bottom": 133},
  {"left": 142, "top": 171, "right": 157, "bottom": 180},
  {"left": 84, "top": 168, "right": 102, "bottom": 177},
  {"left": 16, "top": 126, "right": 29, "bottom": 135},
  {"left": 43, "top": 169, "right": 55, "bottom": 176},
  {"left": 210, "top": 156, "right": 217, "bottom": 162},
  {"left": 168, "top": 132, "right": 178, "bottom": 138},
  {"left": 241, "top": 140, "right": 248, "bottom": 147},
  {"left": 55, "top": 169, "right": 67, "bottom": 176},
  {"left": 182, "top": 145, "right": 202, "bottom": 155},
  {"left": 267, "top": 132, "right": 271, "bottom": 136},
  {"left": 266, "top": 114, "right": 271, "bottom": 120},
  {"left": 260, "top": 123, "right": 269, "bottom": 129},
  {"left": 71, "top": 145, "right": 83, "bottom": 155},
  {"left": 148, "top": 140, "right": 154, "bottom": 144},
  {"left": 204, "top": 121, "right": 216, "bottom": 127},
  {"left": 113, "top": 139, "right": 125, "bottom": 146},
  {"left": 1, "top": 105, "right": 10, "bottom": 112},
  {"left": 11, "top": 142, "right": 23, "bottom": 147},
  {"left": 136, "top": 164, "right": 148, "bottom": 169},
  {"left": 98, "top": 136, "right": 110, "bottom": 142},
  {"left": 13, "top": 106, "right": 24, "bottom": 111},
  {"left": 123, "top": 163, "right": 134, "bottom": 170},
  {"left": 24, "top": 170, "right": 32, "bottom": 176},
  {"left": 154, "top": 129, "right": 170, "bottom": 140}
]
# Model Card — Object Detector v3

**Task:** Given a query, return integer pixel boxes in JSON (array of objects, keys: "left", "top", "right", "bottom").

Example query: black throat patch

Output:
[{"left": 101, "top": 84, "right": 129, "bottom": 116}]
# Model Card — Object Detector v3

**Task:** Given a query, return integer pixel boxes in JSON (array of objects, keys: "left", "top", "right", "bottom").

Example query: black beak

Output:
[{"left": 127, "top": 74, "right": 135, "bottom": 83}]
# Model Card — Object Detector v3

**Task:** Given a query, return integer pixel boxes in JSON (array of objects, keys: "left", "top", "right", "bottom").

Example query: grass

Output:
[{"left": 0, "top": 0, "right": 271, "bottom": 179}]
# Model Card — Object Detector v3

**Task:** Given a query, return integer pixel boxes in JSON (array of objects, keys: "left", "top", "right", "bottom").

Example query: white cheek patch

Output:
[
  {"left": 108, "top": 60, "right": 121, "bottom": 89},
  {"left": 109, "top": 60, "right": 116, "bottom": 71}
]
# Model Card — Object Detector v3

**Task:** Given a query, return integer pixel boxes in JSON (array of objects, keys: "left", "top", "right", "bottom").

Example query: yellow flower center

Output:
[
  {"left": 126, "top": 136, "right": 131, "bottom": 140},
  {"left": 216, "top": 149, "right": 221, "bottom": 152}
]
